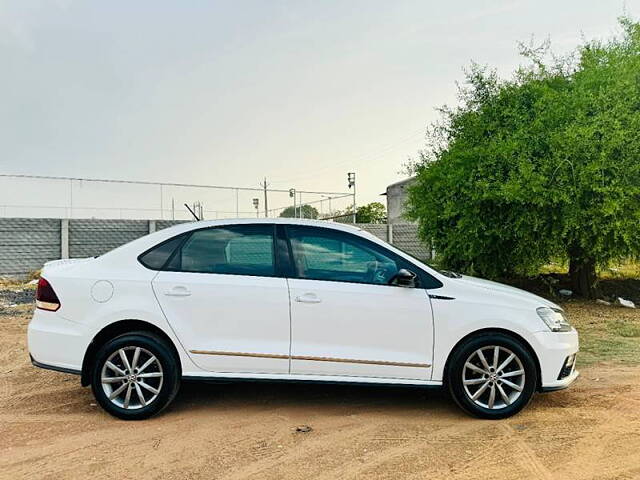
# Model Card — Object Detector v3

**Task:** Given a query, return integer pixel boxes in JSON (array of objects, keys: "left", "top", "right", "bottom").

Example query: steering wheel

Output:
[{"left": 365, "top": 261, "right": 391, "bottom": 284}]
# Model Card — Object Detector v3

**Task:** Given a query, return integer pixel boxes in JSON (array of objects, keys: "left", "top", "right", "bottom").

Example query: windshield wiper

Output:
[{"left": 440, "top": 270, "right": 462, "bottom": 279}]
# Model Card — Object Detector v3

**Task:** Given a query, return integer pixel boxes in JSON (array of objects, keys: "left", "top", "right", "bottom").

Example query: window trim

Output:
[
  {"left": 282, "top": 225, "right": 442, "bottom": 289},
  {"left": 137, "top": 232, "right": 191, "bottom": 271},
  {"left": 138, "top": 223, "right": 443, "bottom": 288},
  {"left": 138, "top": 224, "right": 279, "bottom": 278},
  {"left": 275, "top": 224, "right": 295, "bottom": 277}
]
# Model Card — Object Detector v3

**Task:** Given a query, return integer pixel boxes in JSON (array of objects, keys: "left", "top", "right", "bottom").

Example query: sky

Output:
[{"left": 1, "top": 0, "right": 638, "bottom": 219}]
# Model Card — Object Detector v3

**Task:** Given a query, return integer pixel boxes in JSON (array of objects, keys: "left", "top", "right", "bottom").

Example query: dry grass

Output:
[
  {"left": 0, "top": 278, "right": 36, "bottom": 291},
  {"left": 541, "top": 259, "right": 640, "bottom": 278},
  {"left": 599, "top": 262, "right": 640, "bottom": 279},
  {"left": 536, "top": 260, "right": 640, "bottom": 367},
  {"left": 562, "top": 300, "right": 640, "bottom": 366}
]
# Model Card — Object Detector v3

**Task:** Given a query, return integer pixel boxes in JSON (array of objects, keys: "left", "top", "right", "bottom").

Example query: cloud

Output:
[{"left": 0, "top": 0, "right": 74, "bottom": 53}]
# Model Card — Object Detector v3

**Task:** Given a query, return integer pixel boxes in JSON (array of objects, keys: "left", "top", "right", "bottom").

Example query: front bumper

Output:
[
  {"left": 531, "top": 328, "right": 579, "bottom": 390},
  {"left": 540, "top": 369, "right": 579, "bottom": 392}
]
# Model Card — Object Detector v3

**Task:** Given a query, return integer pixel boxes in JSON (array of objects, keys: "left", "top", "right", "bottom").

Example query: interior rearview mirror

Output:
[{"left": 391, "top": 268, "right": 417, "bottom": 288}]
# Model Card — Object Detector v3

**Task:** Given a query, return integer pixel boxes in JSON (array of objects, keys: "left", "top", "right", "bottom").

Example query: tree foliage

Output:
[
  {"left": 406, "top": 18, "right": 640, "bottom": 297},
  {"left": 355, "top": 202, "right": 387, "bottom": 223},
  {"left": 334, "top": 202, "right": 387, "bottom": 223},
  {"left": 279, "top": 204, "right": 319, "bottom": 219}
]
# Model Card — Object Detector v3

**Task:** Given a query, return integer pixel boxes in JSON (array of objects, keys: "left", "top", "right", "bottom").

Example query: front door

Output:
[
  {"left": 152, "top": 224, "right": 290, "bottom": 374},
  {"left": 286, "top": 225, "right": 434, "bottom": 380}
]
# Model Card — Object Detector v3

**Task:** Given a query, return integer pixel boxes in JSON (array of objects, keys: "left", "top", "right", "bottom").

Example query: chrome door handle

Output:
[
  {"left": 295, "top": 293, "right": 321, "bottom": 304},
  {"left": 165, "top": 286, "right": 192, "bottom": 297}
]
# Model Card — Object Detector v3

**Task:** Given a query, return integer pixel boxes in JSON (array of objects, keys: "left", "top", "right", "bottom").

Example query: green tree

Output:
[
  {"left": 406, "top": 18, "right": 640, "bottom": 298},
  {"left": 355, "top": 202, "right": 387, "bottom": 223},
  {"left": 279, "top": 204, "right": 319, "bottom": 219},
  {"left": 333, "top": 202, "right": 387, "bottom": 223}
]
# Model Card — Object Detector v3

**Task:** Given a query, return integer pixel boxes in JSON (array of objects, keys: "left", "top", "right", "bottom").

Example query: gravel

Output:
[{"left": 0, "top": 288, "right": 34, "bottom": 315}]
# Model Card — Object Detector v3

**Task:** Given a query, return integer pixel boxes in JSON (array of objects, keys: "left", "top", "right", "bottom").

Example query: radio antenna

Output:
[{"left": 184, "top": 203, "right": 201, "bottom": 221}]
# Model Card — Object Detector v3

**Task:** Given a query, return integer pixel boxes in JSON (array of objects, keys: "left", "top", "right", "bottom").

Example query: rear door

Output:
[
  {"left": 152, "top": 224, "right": 290, "bottom": 374},
  {"left": 285, "top": 225, "right": 435, "bottom": 380}
]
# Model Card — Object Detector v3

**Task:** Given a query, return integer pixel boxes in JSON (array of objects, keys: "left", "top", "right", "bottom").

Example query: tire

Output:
[
  {"left": 91, "top": 332, "right": 180, "bottom": 420},
  {"left": 447, "top": 332, "right": 537, "bottom": 419}
]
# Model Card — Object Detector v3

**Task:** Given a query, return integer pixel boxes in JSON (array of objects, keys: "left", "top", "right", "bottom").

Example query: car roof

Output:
[
  {"left": 96, "top": 217, "right": 368, "bottom": 266},
  {"left": 166, "top": 217, "right": 364, "bottom": 234}
]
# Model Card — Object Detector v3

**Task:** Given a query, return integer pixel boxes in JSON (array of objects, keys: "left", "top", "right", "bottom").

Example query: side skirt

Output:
[{"left": 182, "top": 374, "right": 443, "bottom": 390}]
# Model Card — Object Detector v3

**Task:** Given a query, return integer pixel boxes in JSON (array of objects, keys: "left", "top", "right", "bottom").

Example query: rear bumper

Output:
[
  {"left": 30, "top": 355, "right": 81, "bottom": 375},
  {"left": 27, "top": 309, "right": 89, "bottom": 373}
]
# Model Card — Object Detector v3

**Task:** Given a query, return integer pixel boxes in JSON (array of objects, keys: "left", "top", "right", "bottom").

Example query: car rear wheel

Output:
[
  {"left": 91, "top": 332, "right": 180, "bottom": 420},
  {"left": 447, "top": 333, "right": 537, "bottom": 419}
]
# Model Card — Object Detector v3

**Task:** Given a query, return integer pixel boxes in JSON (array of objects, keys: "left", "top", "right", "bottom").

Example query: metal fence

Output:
[{"left": 0, "top": 217, "right": 428, "bottom": 277}]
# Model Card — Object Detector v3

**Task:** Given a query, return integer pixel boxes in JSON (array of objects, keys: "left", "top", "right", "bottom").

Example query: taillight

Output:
[{"left": 36, "top": 277, "right": 61, "bottom": 312}]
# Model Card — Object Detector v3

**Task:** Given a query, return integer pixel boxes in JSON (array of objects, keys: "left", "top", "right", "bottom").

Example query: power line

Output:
[
  {"left": 266, "top": 193, "right": 353, "bottom": 214},
  {"left": 0, "top": 173, "right": 351, "bottom": 196}
]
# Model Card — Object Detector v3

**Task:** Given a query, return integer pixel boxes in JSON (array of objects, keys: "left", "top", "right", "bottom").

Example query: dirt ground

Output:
[{"left": 2, "top": 305, "right": 640, "bottom": 479}]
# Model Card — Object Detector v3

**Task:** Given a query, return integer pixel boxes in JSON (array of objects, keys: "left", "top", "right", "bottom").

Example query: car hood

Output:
[{"left": 453, "top": 274, "right": 561, "bottom": 310}]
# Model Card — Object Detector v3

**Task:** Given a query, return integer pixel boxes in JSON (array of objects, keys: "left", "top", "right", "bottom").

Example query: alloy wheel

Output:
[
  {"left": 462, "top": 345, "right": 525, "bottom": 410},
  {"left": 100, "top": 346, "right": 164, "bottom": 410}
]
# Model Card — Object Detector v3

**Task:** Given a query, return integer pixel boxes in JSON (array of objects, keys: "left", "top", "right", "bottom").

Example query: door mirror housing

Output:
[{"left": 391, "top": 269, "right": 417, "bottom": 288}]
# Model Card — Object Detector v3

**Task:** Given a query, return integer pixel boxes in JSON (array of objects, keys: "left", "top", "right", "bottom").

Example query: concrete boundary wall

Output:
[{"left": 0, "top": 218, "right": 428, "bottom": 277}]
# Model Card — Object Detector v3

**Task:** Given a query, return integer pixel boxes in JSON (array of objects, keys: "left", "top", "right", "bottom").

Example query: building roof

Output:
[{"left": 380, "top": 176, "right": 415, "bottom": 195}]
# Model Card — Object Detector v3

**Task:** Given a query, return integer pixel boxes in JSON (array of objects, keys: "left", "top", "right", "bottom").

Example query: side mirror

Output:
[{"left": 391, "top": 269, "right": 417, "bottom": 288}]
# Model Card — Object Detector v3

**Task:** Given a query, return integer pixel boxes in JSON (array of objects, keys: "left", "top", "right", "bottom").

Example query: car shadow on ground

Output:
[{"left": 170, "top": 379, "right": 458, "bottom": 417}]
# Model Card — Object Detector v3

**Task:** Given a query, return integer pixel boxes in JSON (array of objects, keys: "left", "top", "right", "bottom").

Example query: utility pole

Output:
[
  {"left": 192, "top": 201, "right": 204, "bottom": 220},
  {"left": 348, "top": 172, "right": 356, "bottom": 223},
  {"left": 260, "top": 177, "right": 269, "bottom": 218},
  {"left": 69, "top": 179, "right": 73, "bottom": 219},
  {"left": 252, "top": 198, "right": 260, "bottom": 218},
  {"left": 321, "top": 195, "right": 332, "bottom": 218},
  {"left": 299, "top": 192, "right": 303, "bottom": 218}
]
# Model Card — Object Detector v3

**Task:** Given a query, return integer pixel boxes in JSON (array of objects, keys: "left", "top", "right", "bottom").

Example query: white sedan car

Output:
[{"left": 28, "top": 219, "right": 578, "bottom": 420}]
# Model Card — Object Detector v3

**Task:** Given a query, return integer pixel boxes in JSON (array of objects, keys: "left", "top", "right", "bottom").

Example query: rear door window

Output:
[{"left": 168, "top": 224, "right": 276, "bottom": 277}]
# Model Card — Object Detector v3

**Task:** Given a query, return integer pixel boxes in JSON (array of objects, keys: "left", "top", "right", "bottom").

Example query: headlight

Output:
[{"left": 537, "top": 307, "right": 572, "bottom": 332}]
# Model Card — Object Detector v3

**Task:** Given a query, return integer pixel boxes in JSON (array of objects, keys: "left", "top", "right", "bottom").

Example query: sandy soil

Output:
[{"left": 1, "top": 308, "right": 640, "bottom": 480}]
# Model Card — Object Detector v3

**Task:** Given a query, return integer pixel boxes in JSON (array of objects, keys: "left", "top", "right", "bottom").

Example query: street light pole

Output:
[
  {"left": 261, "top": 177, "right": 269, "bottom": 218},
  {"left": 348, "top": 172, "right": 356, "bottom": 223},
  {"left": 289, "top": 188, "right": 296, "bottom": 219}
]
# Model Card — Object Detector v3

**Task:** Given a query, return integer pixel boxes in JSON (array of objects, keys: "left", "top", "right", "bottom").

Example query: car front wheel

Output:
[
  {"left": 91, "top": 332, "right": 180, "bottom": 420},
  {"left": 447, "top": 333, "right": 537, "bottom": 419}
]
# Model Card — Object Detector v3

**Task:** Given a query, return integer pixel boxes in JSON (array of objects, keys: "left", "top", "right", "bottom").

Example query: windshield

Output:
[{"left": 388, "top": 244, "right": 461, "bottom": 277}]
